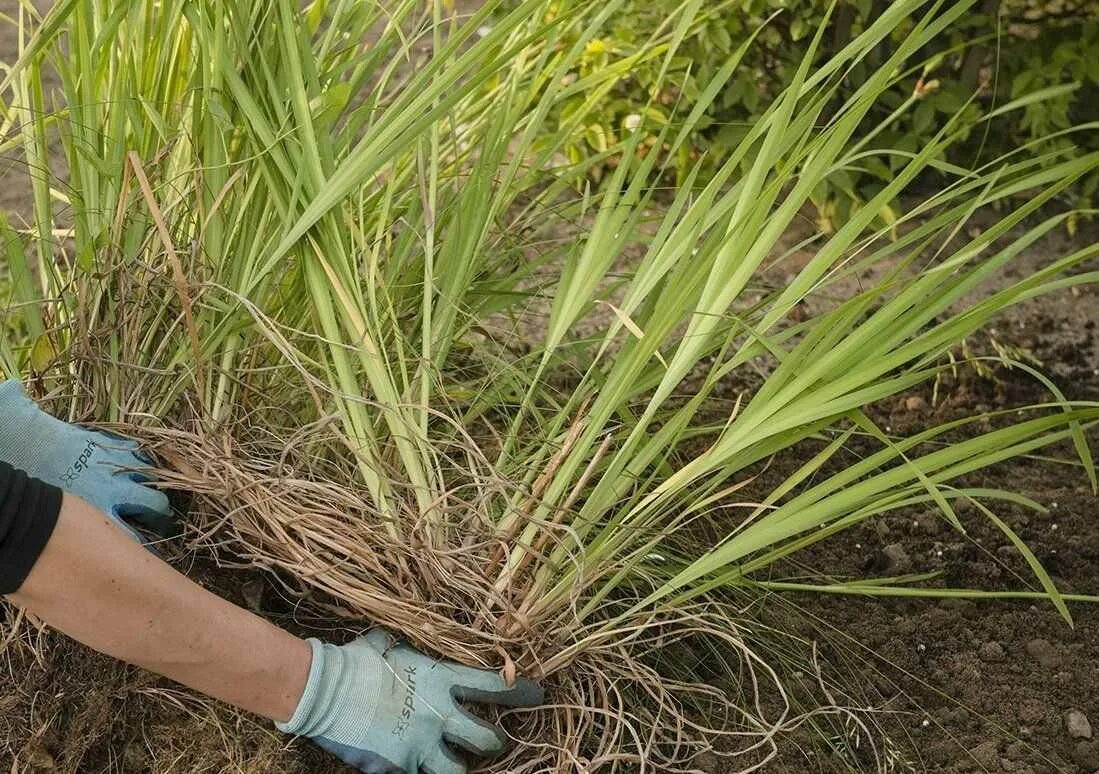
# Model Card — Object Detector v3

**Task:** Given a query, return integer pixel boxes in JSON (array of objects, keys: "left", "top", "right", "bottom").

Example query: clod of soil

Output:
[
  {"left": 979, "top": 640, "right": 1006, "bottom": 662},
  {"left": 1026, "top": 637, "right": 1062, "bottom": 668}
]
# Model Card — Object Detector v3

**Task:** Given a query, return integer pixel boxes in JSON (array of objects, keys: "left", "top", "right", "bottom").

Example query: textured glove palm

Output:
[
  {"left": 0, "top": 380, "right": 173, "bottom": 542},
  {"left": 279, "top": 629, "right": 543, "bottom": 774}
]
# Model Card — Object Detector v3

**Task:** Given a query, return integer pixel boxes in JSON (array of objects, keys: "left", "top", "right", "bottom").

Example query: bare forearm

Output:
[{"left": 6, "top": 493, "right": 311, "bottom": 723}]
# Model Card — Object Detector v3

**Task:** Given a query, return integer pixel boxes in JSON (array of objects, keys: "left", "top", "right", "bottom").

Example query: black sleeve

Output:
[{"left": 0, "top": 460, "right": 62, "bottom": 595}]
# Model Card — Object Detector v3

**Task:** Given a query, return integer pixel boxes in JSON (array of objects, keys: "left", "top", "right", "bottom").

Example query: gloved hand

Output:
[
  {"left": 278, "top": 629, "right": 543, "bottom": 774},
  {"left": 0, "top": 380, "right": 173, "bottom": 543}
]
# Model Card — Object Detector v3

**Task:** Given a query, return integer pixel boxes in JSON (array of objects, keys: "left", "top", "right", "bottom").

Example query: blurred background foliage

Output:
[{"left": 499, "top": 0, "right": 1099, "bottom": 232}]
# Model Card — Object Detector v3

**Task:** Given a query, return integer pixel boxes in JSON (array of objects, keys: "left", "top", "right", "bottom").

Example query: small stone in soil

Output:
[
  {"left": 978, "top": 641, "right": 1006, "bottom": 662},
  {"left": 904, "top": 395, "right": 927, "bottom": 411},
  {"left": 1066, "top": 708, "right": 1093, "bottom": 739},
  {"left": 241, "top": 578, "right": 264, "bottom": 612},
  {"left": 1025, "top": 637, "right": 1061, "bottom": 668},
  {"left": 939, "top": 598, "right": 976, "bottom": 614},
  {"left": 693, "top": 751, "right": 720, "bottom": 770},
  {"left": 883, "top": 543, "right": 912, "bottom": 573},
  {"left": 954, "top": 498, "right": 976, "bottom": 515},
  {"left": 24, "top": 744, "right": 56, "bottom": 769}
]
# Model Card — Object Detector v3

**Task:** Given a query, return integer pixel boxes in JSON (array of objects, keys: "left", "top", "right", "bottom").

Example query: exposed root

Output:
[{"left": 88, "top": 424, "right": 890, "bottom": 772}]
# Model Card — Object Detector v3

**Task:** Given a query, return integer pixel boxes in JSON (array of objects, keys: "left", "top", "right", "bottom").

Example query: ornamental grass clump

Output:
[{"left": 1, "top": 0, "right": 1097, "bottom": 770}]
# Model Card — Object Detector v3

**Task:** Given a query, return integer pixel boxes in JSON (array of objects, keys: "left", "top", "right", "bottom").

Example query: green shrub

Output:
[{"left": 508, "top": 0, "right": 1099, "bottom": 231}]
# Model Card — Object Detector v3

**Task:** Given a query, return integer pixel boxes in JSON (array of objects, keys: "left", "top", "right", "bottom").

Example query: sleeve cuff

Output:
[{"left": 0, "top": 461, "right": 63, "bottom": 595}]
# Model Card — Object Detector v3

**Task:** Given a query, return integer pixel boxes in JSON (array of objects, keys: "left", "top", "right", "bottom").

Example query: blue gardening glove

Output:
[
  {"left": 0, "top": 380, "right": 173, "bottom": 543},
  {"left": 278, "top": 629, "right": 543, "bottom": 774}
]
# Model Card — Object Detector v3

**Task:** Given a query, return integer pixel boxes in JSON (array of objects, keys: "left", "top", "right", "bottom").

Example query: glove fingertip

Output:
[
  {"left": 508, "top": 677, "right": 545, "bottom": 707},
  {"left": 115, "top": 485, "right": 177, "bottom": 538},
  {"left": 443, "top": 705, "right": 509, "bottom": 758},
  {"left": 452, "top": 674, "right": 544, "bottom": 708},
  {"left": 489, "top": 676, "right": 544, "bottom": 708},
  {"left": 133, "top": 486, "right": 172, "bottom": 515}
]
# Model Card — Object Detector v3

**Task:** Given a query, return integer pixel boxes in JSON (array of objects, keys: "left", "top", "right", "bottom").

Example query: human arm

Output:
[
  {"left": 0, "top": 380, "right": 303, "bottom": 715},
  {"left": 5, "top": 486, "right": 542, "bottom": 773},
  {"left": 0, "top": 380, "right": 543, "bottom": 772},
  {"left": 6, "top": 489, "right": 313, "bottom": 720}
]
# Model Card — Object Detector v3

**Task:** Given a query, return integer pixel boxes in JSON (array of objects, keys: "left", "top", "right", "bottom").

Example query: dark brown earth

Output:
[
  {"left": 747, "top": 223, "right": 1099, "bottom": 774},
  {"left": 764, "top": 325, "right": 1099, "bottom": 773}
]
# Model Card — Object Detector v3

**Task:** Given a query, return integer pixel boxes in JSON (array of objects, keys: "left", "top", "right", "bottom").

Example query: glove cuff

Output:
[
  {"left": 0, "top": 380, "right": 51, "bottom": 465},
  {"left": 276, "top": 637, "right": 327, "bottom": 735},
  {"left": 0, "top": 380, "right": 30, "bottom": 413},
  {"left": 275, "top": 635, "right": 386, "bottom": 747}
]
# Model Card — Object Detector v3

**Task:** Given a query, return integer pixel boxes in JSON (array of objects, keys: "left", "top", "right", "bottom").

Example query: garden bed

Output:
[{"left": 2, "top": 216, "right": 1096, "bottom": 772}]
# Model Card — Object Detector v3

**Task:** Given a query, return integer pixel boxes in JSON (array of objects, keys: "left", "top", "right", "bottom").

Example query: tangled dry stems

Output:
[{"left": 80, "top": 420, "right": 881, "bottom": 772}]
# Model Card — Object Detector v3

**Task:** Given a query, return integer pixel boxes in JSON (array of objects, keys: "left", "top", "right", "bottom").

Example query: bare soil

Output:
[
  {"left": 744, "top": 223, "right": 1099, "bottom": 774},
  {"left": 764, "top": 304, "right": 1099, "bottom": 773}
]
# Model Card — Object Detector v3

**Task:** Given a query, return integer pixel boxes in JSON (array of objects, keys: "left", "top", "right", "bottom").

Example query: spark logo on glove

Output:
[
  {"left": 60, "top": 440, "right": 99, "bottom": 485},
  {"left": 391, "top": 664, "right": 418, "bottom": 740}
]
